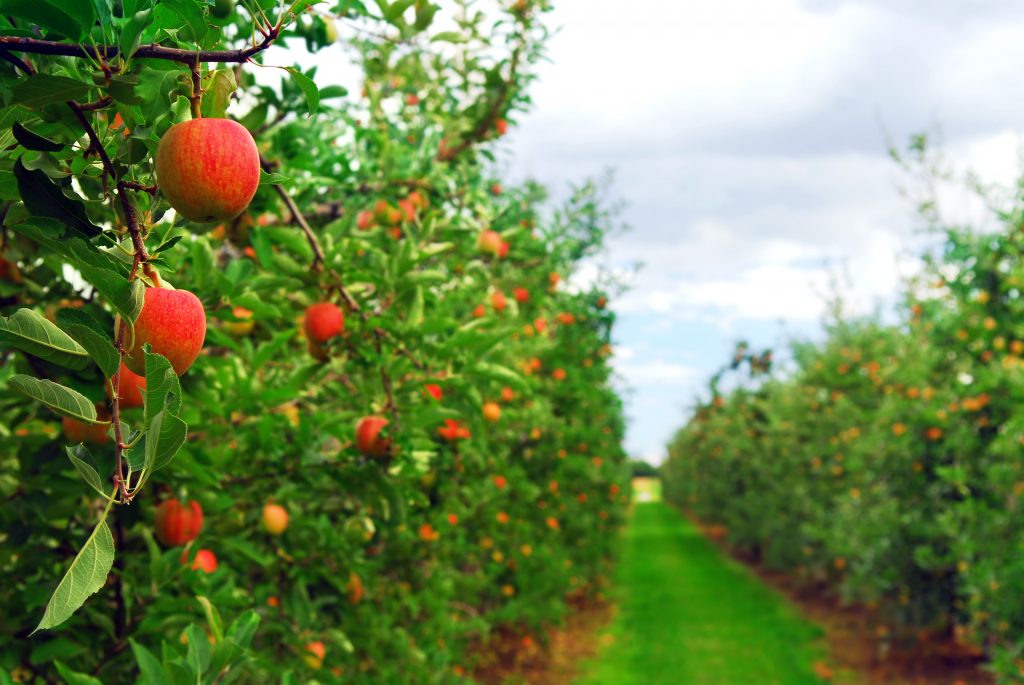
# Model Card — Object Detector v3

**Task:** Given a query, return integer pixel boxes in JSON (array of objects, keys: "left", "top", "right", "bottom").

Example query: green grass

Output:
[
  {"left": 575, "top": 502, "right": 828, "bottom": 685},
  {"left": 631, "top": 477, "right": 662, "bottom": 502}
]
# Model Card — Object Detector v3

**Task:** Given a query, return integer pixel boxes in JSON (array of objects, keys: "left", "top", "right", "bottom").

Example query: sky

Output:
[
  {"left": 282, "top": 0, "right": 1024, "bottom": 464},
  {"left": 499, "top": 0, "right": 1024, "bottom": 463}
]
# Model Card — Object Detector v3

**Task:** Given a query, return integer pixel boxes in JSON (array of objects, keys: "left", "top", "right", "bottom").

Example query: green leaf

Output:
[
  {"left": 200, "top": 68, "right": 236, "bottom": 119},
  {"left": 63, "top": 323, "right": 119, "bottom": 378},
  {"left": 33, "top": 499, "right": 115, "bottom": 633},
  {"left": 143, "top": 408, "right": 188, "bottom": 473},
  {"left": 287, "top": 69, "right": 319, "bottom": 116},
  {"left": 9, "top": 74, "right": 90, "bottom": 109},
  {"left": 226, "top": 610, "right": 260, "bottom": 649},
  {"left": 8, "top": 375, "right": 102, "bottom": 423},
  {"left": 431, "top": 31, "right": 466, "bottom": 43},
  {"left": 52, "top": 662, "right": 104, "bottom": 685},
  {"left": 159, "top": 0, "right": 207, "bottom": 41},
  {"left": 130, "top": 639, "right": 169, "bottom": 685},
  {"left": 29, "top": 637, "right": 86, "bottom": 665},
  {"left": 258, "top": 170, "right": 291, "bottom": 186},
  {"left": 120, "top": 8, "right": 154, "bottom": 61},
  {"left": 12, "top": 122, "right": 63, "bottom": 152},
  {"left": 13, "top": 158, "right": 101, "bottom": 238},
  {"left": 0, "top": 308, "right": 90, "bottom": 370},
  {"left": 0, "top": 0, "right": 88, "bottom": 39},
  {"left": 196, "top": 596, "right": 224, "bottom": 643},
  {"left": 473, "top": 361, "right": 527, "bottom": 391},
  {"left": 144, "top": 351, "right": 183, "bottom": 422},
  {"left": 65, "top": 445, "right": 109, "bottom": 499}
]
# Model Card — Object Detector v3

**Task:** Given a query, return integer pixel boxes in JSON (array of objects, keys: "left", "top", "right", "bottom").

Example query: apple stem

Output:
[{"left": 190, "top": 63, "right": 203, "bottom": 119}]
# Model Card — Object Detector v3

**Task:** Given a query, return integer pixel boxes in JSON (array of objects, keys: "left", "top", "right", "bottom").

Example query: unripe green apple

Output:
[
  {"left": 155, "top": 118, "right": 260, "bottom": 222},
  {"left": 262, "top": 503, "right": 289, "bottom": 535},
  {"left": 125, "top": 287, "right": 207, "bottom": 376},
  {"left": 211, "top": 0, "right": 234, "bottom": 18}
]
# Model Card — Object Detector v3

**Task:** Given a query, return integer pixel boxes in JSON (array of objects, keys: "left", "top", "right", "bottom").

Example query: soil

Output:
[
  {"left": 471, "top": 594, "right": 614, "bottom": 685},
  {"left": 692, "top": 518, "right": 995, "bottom": 685}
]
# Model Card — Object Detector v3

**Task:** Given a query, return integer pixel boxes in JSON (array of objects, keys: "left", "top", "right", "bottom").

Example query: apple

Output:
[
  {"left": 304, "top": 641, "right": 326, "bottom": 670},
  {"left": 478, "top": 230, "right": 503, "bottom": 256},
  {"left": 424, "top": 384, "right": 443, "bottom": 401},
  {"left": 155, "top": 498, "right": 204, "bottom": 546},
  {"left": 155, "top": 118, "right": 260, "bottom": 222},
  {"left": 500, "top": 386, "right": 515, "bottom": 402},
  {"left": 483, "top": 402, "right": 501, "bottom": 422},
  {"left": 124, "top": 287, "right": 207, "bottom": 376},
  {"left": 223, "top": 306, "right": 254, "bottom": 336},
  {"left": 346, "top": 571, "right": 364, "bottom": 605},
  {"left": 438, "top": 419, "right": 470, "bottom": 441},
  {"left": 0, "top": 256, "right": 22, "bottom": 283},
  {"left": 62, "top": 410, "right": 111, "bottom": 445},
  {"left": 491, "top": 291, "right": 507, "bottom": 313},
  {"left": 513, "top": 288, "right": 529, "bottom": 303},
  {"left": 472, "top": 304, "right": 486, "bottom": 319},
  {"left": 108, "top": 362, "right": 147, "bottom": 409},
  {"left": 552, "top": 368, "right": 567, "bottom": 381},
  {"left": 493, "top": 475, "right": 507, "bottom": 489},
  {"left": 211, "top": 0, "right": 234, "bottom": 18},
  {"left": 355, "top": 416, "right": 391, "bottom": 457},
  {"left": 183, "top": 548, "right": 218, "bottom": 574},
  {"left": 398, "top": 198, "right": 416, "bottom": 222},
  {"left": 262, "top": 503, "right": 289, "bottom": 535},
  {"left": 356, "top": 210, "right": 374, "bottom": 230},
  {"left": 495, "top": 118, "right": 508, "bottom": 136},
  {"left": 407, "top": 191, "right": 428, "bottom": 210},
  {"left": 304, "top": 302, "right": 344, "bottom": 343},
  {"left": 490, "top": 183, "right": 502, "bottom": 196}
]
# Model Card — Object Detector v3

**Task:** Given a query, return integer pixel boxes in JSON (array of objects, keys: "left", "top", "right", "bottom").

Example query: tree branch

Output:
[{"left": 0, "top": 26, "right": 282, "bottom": 65}]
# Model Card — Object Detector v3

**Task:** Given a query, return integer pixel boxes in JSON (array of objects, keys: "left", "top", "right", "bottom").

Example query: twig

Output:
[
  {"left": 258, "top": 155, "right": 325, "bottom": 270},
  {"left": 436, "top": 42, "right": 524, "bottom": 162},
  {"left": 0, "top": 26, "right": 282, "bottom": 65}
]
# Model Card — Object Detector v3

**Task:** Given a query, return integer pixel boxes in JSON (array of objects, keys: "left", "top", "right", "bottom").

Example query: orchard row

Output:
[{"left": 0, "top": 1, "right": 629, "bottom": 683}]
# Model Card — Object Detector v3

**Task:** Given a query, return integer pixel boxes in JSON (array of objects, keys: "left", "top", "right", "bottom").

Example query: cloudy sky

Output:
[
  {"left": 497, "top": 0, "right": 1024, "bottom": 462},
  {"left": 283, "top": 0, "right": 1024, "bottom": 463}
]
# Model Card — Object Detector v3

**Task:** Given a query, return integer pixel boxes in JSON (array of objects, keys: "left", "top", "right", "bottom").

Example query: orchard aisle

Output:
[{"left": 574, "top": 500, "right": 828, "bottom": 685}]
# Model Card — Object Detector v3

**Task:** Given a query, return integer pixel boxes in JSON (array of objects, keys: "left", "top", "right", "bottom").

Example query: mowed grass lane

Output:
[{"left": 575, "top": 501, "right": 827, "bottom": 685}]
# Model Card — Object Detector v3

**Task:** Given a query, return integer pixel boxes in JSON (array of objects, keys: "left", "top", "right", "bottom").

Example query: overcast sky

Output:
[
  {"left": 282, "top": 0, "right": 1024, "bottom": 463},
  {"left": 496, "top": 0, "right": 1024, "bottom": 462}
]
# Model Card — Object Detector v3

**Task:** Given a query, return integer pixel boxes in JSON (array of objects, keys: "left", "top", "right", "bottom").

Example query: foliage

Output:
[
  {"left": 0, "top": 1, "right": 630, "bottom": 682},
  {"left": 662, "top": 139, "right": 1024, "bottom": 682}
]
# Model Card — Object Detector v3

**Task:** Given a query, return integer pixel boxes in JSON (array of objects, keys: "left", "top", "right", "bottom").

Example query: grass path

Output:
[{"left": 574, "top": 502, "right": 828, "bottom": 685}]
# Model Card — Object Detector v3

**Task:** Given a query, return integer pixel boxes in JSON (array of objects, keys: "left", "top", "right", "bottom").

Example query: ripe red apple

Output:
[
  {"left": 552, "top": 368, "right": 567, "bottom": 381},
  {"left": 478, "top": 230, "right": 503, "bottom": 256},
  {"left": 424, "top": 384, "right": 443, "bottom": 401},
  {"left": 398, "top": 198, "right": 416, "bottom": 222},
  {"left": 491, "top": 292, "right": 507, "bottom": 313},
  {"left": 155, "top": 498, "right": 204, "bottom": 546},
  {"left": 500, "top": 386, "right": 515, "bottom": 402},
  {"left": 304, "top": 302, "right": 344, "bottom": 344},
  {"left": 472, "top": 304, "right": 486, "bottom": 319},
  {"left": 183, "top": 548, "right": 218, "bottom": 574},
  {"left": 491, "top": 183, "right": 503, "bottom": 196},
  {"left": 498, "top": 241, "right": 510, "bottom": 258},
  {"left": 62, "top": 413, "right": 111, "bottom": 445},
  {"left": 107, "top": 362, "right": 147, "bottom": 409},
  {"left": 495, "top": 118, "right": 508, "bottom": 136},
  {"left": 408, "top": 191, "right": 428, "bottom": 210},
  {"left": 355, "top": 416, "right": 391, "bottom": 457},
  {"left": 513, "top": 288, "right": 529, "bottom": 303},
  {"left": 155, "top": 118, "right": 259, "bottom": 222},
  {"left": 125, "top": 287, "right": 207, "bottom": 376},
  {"left": 262, "top": 503, "right": 289, "bottom": 535},
  {"left": 438, "top": 419, "right": 470, "bottom": 441},
  {"left": 483, "top": 402, "right": 501, "bottom": 422},
  {"left": 304, "top": 641, "right": 326, "bottom": 670},
  {"left": 223, "top": 306, "right": 254, "bottom": 336},
  {"left": 356, "top": 210, "right": 374, "bottom": 230}
]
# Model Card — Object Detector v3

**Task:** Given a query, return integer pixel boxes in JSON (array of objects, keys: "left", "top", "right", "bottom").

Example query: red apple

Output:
[
  {"left": 155, "top": 498, "right": 204, "bottom": 546},
  {"left": 124, "top": 287, "right": 207, "bottom": 376},
  {"left": 513, "top": 288, "right": 529, "bottom": 303},
  {"left": 155, "top": 118, "right": 260, "bottom": 222},
  {"left": 491, "top": 291, "right": 507, "bottom": 313},
  {"left": 262, "top": 503, "right": 289, "bottom": 535},
  {"left": 355, "top": 416, "right": 391, "bottom": 457},
  {"left": 304, "top": 303, "right": 344, "bottom": 344},
  {"left": 223, "top": 306, "right": 254, "bottom": 336},
  {"left": 304, "top": 641, "right": 326, "bottom": 670},
  {"left": 483, "top": 402, "right": 501, "bottom": 422},
  {"left": 495, "top": 118, "right": 508, "bottom": 136},
  {"left": 424, "top": 384, "right": 443, "bottom": 401},
  {"left": 108, "top": 362, "right": 147, "bottom": 409},
  {"left": 62, "top": 414, "right": 110, "bottom": 445},
  {"left": 478, "top": 230, "right": 503, "bottom": 256},
  {"left": 356, "top": 210, "right": 374, "bottom": 230},
  {"left": 183, "top": 548, "right": 218, "bottom": 574}
]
